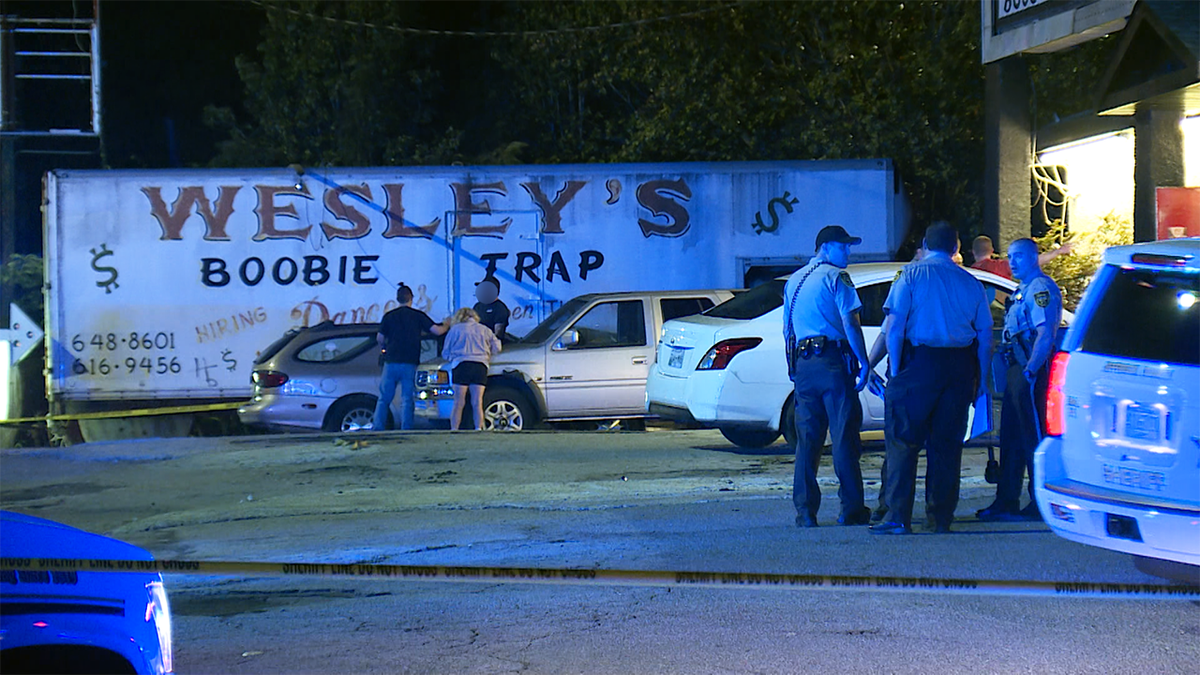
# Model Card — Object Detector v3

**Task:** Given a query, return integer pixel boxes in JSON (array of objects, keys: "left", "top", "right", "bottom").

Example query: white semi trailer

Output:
[{"left": 42, "top": 159, "right": 908, "bottom": 438}]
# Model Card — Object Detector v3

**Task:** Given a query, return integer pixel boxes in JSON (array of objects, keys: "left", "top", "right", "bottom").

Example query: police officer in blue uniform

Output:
[
  {"left": 784, "top": 225, "right": 873, "bottom": 528},
  {"left": 871, "top": 222, "right": 992, "bottom": 535},
  {"left": 977, "top": 238, "right": 1063, "bottom": 522}
]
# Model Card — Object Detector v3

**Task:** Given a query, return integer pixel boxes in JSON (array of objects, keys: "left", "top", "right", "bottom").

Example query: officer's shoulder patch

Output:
[
  {"left": 839, "top": 270, "right": 855, "bottom": 288},
  {"left": 893, "top": 270, "right": 902, "bottom": 282},
  {"left": 1034, "top": 290, "right": 1050, "bottom": 308}
]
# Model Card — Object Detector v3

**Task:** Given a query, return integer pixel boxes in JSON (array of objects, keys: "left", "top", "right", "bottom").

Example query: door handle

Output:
[{"left": 632, "top": 357, "right": 648, "bottom": 365}]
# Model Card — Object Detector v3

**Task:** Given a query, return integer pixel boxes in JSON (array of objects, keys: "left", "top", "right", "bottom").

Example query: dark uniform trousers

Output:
[
  {"left": 996, "top": 362, "right": 1049, "bottom": 507},
  {"left": 792, "top": 349, "right": 865, "bottom": 518},
  {"left": 883, "top": 344, "right": 977, "bottom": 528}
]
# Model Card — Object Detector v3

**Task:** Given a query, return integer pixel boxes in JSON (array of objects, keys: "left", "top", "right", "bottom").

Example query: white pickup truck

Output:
[{"left": 418, "top": 290, "right": 736, "bottom": 430}]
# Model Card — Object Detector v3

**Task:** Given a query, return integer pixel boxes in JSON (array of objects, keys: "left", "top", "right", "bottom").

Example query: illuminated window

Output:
[
  {"left": 1038, "top": 129, "right": 1135, "bottom": 235},
  {"left": 1182, "top": 115, "right": 1199, "bottom": 187}
]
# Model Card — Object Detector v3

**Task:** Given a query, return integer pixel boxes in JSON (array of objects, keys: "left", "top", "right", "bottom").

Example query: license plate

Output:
[
  {"left": 1102, "top": 464, "right": 1167, "bottom": 492},
  {"left": 1124, "top": 405, "right": 1161, "bottom": 441},
  {"left": 668, "top": 347, "right": 685, "bottom": 369}
]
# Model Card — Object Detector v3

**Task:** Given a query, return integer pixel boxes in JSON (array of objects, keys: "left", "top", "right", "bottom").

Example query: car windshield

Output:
[
  {"left": 1080, "top": 267, "right": 1199, "bottom": 366},
  {"left": 705, "top": 279, "right": 787, "bottom": 320},
  {"left": 518, "top": 297, "right": 591, "bottom": 345}
]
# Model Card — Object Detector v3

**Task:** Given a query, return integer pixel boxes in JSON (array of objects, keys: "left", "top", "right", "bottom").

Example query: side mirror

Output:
[{"left": 554, "top": 330, "right": 580, "bottom": 351}]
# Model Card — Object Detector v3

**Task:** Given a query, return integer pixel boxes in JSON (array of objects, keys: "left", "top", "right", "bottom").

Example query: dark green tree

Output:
[
  {"left": 206, "top": 1, "right": 468, "bottom": 166},
  {"left": 214, "top": 1, "right": 994, "bottom": 249},
  {"left": 489, "top": 1, "right": 986, "bottom": 246}
]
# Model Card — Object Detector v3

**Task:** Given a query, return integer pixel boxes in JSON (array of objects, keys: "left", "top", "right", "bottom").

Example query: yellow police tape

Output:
[
  {"left": 3, "top": 557, "right": 1197, "bottom": 600},
  {"left": 0, "top": 401, "right": 243, "bottom": 425}
]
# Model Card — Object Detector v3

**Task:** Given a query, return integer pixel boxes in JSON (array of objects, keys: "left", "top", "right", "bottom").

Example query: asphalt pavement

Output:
[{"left": 2, "top": 430, "right": 1197, "bottom": 674}]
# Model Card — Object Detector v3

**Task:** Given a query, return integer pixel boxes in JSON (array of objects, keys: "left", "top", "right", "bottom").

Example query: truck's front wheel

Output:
[{"left": 483, "top": 387, "right": 537, "bottom": 432}]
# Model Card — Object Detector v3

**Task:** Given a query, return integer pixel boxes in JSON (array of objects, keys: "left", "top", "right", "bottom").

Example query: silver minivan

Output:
[{"left": 1035, "top": 238, "right": 1199, "bottom": 574}]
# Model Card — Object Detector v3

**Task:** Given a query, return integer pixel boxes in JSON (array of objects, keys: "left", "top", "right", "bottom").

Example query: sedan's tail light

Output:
[
  {"left": 252, "top": 370, "right": 289, "bottom": 388},
  {"left": 1044, "top": 351, "right": 1070, "bottom": 436},
  {"left": 696, "top": 338, "right": 762, "bottom": 371}
]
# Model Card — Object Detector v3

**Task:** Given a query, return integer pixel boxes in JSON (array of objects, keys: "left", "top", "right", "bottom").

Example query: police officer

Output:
[
  {"left": 784, "top": 225, "right": 873, "bottom": 528},
  {"left": 870, "top": 222, "right": 992, "bottom": 535},
  {"left": 977, "top": 238, "right": 1063, "bottom": 522}
]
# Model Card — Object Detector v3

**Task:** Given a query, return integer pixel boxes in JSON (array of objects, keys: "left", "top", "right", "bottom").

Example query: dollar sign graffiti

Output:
[
  {"left": 89, "top": 243, "right": 120, "bottom": 293},
  {"left": 221, "top": 348, "right": 238, "bottom": 372},
  {"left": 751, "top": 192, "right": 801, "bottom": 235}
]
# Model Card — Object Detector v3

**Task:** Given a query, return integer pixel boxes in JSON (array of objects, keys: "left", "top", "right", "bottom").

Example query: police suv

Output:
[
  {"left": 0, "top": 511, "right": 173, "bottom": 674},
  {"left": 1034, "top": 238, "right": 1199, "bottom": 576}
]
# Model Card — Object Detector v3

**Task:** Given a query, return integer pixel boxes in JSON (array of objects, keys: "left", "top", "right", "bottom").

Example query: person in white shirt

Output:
[{"left": 442, "top": 308, "right": 502, "bottom": 431}]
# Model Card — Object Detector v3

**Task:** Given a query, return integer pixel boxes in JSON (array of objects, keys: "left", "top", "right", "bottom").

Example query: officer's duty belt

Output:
[{"left": 795, "top": 335, "right": 844, "bottom": 359}]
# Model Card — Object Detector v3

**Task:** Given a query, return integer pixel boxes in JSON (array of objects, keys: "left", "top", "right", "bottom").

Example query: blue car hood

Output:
[{"left": 1, "top": 511, "right": 153, "bottom": 562}]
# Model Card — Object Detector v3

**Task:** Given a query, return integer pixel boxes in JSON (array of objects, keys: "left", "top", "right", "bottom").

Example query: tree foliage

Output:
[
  {"left": 211, "top": 1, "right": 996, "bottom": 249},
  {"left": 206, "top": 1, "right": 472, "bottom": 166},
  {"left": 1, "top": 254, "right": 44, "bottom": 320},
  {"left": 1027, "top": 35, "right": 1119, "bottom": 129},
  {"left": 1036, "top": 213, "right": 1132, "bottom": 311}
]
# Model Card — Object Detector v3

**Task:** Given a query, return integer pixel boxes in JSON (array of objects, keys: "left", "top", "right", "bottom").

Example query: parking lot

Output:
[{"left": 3, "top": 429, "right": 1196, "bottom": 674}]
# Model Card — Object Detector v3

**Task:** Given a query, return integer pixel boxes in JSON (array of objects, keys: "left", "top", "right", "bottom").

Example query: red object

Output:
[
  {"left": 1130, "top": 253, "right": 1192, "bottom": 267},
  {"left": 1156, "top": 187, "right": 1200, "bottom": 240},
  {"left": 972, "top": 257, "right": 1013, "bottom": 279},
  {"left": 1045, "top": 351, "right": 1071, "bottom": 437},
  {"left": 251, "top": 370, "right": 289, "bottom": 388},
  {"left": 696, "top": 338, "right": 762, "bottom": 370}
]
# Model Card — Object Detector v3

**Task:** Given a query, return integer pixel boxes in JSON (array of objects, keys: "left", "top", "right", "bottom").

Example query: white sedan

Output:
[{"left": 646, "top": 263, "right": 1022, "bottom": 448}]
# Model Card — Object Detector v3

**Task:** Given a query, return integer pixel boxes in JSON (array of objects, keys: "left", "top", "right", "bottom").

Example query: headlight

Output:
[
  {"left": 418, "top": 370, "right": 450, "bottom": 387},
  {"left": 146, "top": 579, "right": 173, "bottom": 674}
]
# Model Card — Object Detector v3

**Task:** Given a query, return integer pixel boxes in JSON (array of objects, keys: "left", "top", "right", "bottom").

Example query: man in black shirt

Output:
[
  {"left": 473, "top": 277, "right": 511, "bottom": 341},
  {"left": 374, "top": 284, "right": 447, "bottom": 431}
]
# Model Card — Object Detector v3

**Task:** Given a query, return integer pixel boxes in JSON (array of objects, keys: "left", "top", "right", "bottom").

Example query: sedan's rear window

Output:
[
  {"left": 706, "top": 279, "right": 786, "bottom": 320},
  {"left": 1080, "top": 267, "right": 1199, "bottom": 365}
]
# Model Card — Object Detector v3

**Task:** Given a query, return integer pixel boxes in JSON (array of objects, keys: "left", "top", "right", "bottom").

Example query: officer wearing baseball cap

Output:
[{"left": 784, "top": 225, "right": 873, "bottom": 528}]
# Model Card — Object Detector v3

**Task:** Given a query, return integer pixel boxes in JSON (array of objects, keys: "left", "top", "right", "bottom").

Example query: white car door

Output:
[{"left": 544, "top": 299, "right": 652, "bottom": 417}]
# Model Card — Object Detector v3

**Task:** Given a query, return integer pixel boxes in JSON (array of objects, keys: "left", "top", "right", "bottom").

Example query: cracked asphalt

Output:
[{"left": 2, "top": 430, "right": 1198, "bottom": 674}]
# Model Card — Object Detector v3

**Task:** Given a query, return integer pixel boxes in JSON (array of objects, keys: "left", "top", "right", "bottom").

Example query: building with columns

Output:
[{"left": 982, "top": 0, "right": 1198, "bottom": 248}]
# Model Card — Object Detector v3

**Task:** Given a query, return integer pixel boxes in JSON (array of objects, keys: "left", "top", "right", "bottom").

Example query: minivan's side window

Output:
[
  {"left": 660, "top": 297, "right": 716, "bottom": 323},
  {"left": 568, "top": 301, "right": 647, "bottom": 348},
  {"left": 295, "top": 335, "right": 375, "bottom": 363}
]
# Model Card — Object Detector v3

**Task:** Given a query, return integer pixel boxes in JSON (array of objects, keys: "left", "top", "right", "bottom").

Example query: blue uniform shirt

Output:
[
  {"left": 783, "top": 260, "right": 862, "bottom": 342},
  {"left": 1004, "top": 272, "right": 1062, "bottom": 343},
  {"left": 884, "top": 253, "right": 992, "bottom": 348}
]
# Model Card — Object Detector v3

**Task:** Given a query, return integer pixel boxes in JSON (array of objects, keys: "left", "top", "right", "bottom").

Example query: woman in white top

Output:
[{"left": 441, "top": 307, "right": 502, "bottom": 431}]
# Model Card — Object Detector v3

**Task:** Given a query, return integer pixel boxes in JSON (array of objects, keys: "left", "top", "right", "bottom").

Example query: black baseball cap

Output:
[
  {"left": 814, "top": 225, "right": 862, "bottom": 251},
  {"left": 476, "top": 276, "right": 500, "bottom": 293}
]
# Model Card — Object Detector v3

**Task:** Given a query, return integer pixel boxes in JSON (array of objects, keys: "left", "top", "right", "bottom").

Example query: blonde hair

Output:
[{"left": 450, "top": 307, "right": 479, "bottom": 326}]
